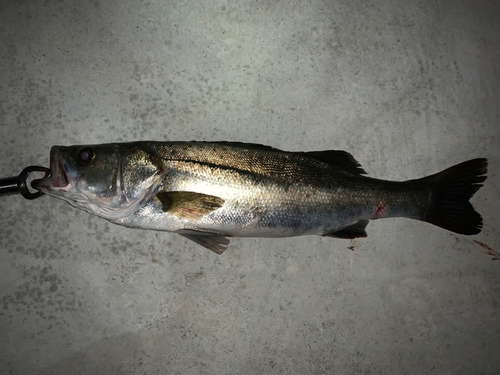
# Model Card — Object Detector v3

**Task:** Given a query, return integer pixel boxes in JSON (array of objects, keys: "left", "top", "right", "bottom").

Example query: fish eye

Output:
[{"left": 77, "top": 147, "right": 95, "bottom": 164}]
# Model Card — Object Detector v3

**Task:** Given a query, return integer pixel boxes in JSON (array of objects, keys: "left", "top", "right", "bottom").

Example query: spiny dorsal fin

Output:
[
  {"left": 192, "top": 141, "right": 280, "bottom": 152},
  {"left": 323, "top": 220, "right": 369, "bottom": 239},
  {"left": 156, "top": 191, "right": 224, "bottom": 220},
  {"left": 190, "top": 143, "right": 367, "bottom": 175},
  {"left": 305, "top": 150, "right": 367, "bottom": 175}
]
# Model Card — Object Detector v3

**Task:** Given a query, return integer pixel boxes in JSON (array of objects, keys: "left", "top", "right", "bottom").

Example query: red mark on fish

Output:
[
  {"left": 473, "top": 240, "right": 500, "bottom": 260},
  {"left": 374, "top": 203, "right": 385, "bottom": 218}
]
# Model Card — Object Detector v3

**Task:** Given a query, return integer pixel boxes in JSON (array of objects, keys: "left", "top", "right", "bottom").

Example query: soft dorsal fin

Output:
[
  {"left": 156, "top": 191, "right": 224, "bottom": 220},
  {"left": 304, "top": 150, "right": 367, "bottom": 175}
]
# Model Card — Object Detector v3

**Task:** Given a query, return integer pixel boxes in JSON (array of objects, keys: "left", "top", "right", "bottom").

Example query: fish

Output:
[{"left": 32, "top": 142, "right": 488, "bottom": 254}]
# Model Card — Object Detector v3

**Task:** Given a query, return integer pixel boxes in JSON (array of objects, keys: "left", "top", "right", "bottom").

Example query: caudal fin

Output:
[{"left": 421, "top": 158, "right": 487, "bottom": 235}]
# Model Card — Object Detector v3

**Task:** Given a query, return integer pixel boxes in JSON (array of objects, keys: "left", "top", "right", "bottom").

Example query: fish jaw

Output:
[
  {"left": 32, "top": 146, "right": 73, "bottom": 192},
  {"left": 31, "top": 146, "right": 95, "bottom": 209}
]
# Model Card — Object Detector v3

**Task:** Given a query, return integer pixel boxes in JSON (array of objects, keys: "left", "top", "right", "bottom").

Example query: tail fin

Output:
[{"left": 421, "top": 158, "right": 487, "bottom": 235}]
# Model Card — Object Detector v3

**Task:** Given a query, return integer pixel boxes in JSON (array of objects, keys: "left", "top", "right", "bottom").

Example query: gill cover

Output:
[{"left": 118, "top": 146, "right": 166, "bottom": 213}]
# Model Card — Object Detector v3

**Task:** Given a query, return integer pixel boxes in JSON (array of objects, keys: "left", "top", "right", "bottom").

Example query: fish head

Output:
[{"left": 32, "top": 143, "right": 165, "bottom": 219}]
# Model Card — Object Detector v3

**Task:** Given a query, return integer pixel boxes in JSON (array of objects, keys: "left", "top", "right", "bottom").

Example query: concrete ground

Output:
[{"left": 1, "top": 0, "right": 499, "bottom": 374}]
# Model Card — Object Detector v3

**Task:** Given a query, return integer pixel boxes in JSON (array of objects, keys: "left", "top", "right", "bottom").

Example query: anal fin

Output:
[{"left": 323, "top": 220, "right": 369, "bottom": 239}]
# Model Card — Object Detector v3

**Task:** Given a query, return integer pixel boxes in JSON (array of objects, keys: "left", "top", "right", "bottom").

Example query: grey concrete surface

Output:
[{"left": 1, "top": 0, "right": 499, "bottom": 374}]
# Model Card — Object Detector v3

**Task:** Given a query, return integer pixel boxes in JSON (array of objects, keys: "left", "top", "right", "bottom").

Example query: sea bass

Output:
[{"left": 32, "top": 142, "right": 487, "bottom": 254}]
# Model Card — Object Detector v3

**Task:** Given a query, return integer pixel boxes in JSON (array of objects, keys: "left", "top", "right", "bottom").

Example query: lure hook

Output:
[{"left": 0, "top": 166, "right": 51, "bottom": 200}]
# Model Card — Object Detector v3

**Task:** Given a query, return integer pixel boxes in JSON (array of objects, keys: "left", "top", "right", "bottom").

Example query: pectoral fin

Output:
[
  {"left": 176, "top": 229, "right": 230, "bottom": 255},
  {"left": 323, "top": 220, "right": 369, "bottom": 239},
  {"left": 156, "top": 191, "right": 225, "bottom": 220}
]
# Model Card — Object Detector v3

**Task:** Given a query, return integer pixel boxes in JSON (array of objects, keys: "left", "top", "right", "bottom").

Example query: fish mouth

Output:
[{"left": 32, "top": 146, "right": 69, "bottom": 191}]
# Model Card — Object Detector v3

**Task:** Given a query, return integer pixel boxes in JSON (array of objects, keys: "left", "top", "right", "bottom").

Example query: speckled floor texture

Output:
[{"left": 1, "top": 0, "right": 499, "bottom": 374}]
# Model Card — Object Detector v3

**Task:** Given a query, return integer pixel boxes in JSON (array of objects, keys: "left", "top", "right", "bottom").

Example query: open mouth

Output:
[{"left": 32, "top": 146, "right": 69, "bottom": 190}]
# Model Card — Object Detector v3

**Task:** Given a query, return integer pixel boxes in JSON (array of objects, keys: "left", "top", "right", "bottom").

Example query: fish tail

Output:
[{"left": 421, "top": 158, "right": 488, "bottom": 235}]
